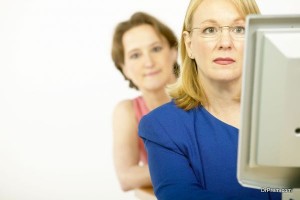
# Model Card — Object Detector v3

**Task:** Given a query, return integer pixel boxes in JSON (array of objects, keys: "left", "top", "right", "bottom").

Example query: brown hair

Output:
[
  {"left": 111, "top": 12, "right": 179, "bottom": 90},
  {"left": 169, "top": 0, "right": 260, "bottom": 110}
]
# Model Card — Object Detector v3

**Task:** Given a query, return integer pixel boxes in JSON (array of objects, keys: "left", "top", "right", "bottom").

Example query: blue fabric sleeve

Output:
[{"left": 139, "top": 114, "right": 261, "bottom": 200}]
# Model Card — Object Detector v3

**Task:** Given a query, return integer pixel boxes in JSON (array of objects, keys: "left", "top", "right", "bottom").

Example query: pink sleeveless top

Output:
[{"left": 132, "top": 96, "right": 149, "bottom": 164}]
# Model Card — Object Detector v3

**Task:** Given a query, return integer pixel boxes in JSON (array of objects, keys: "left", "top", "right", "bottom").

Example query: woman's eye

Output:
[
  {"left": 129, "top": 53, "right": 140, "bottom": 59},
  {"left": 152, "top": 46, "right": 162, "bottom": 52},
  {"left": 233, "top": 26, "right": 245, "bottom": 34},
  {"left": 203, "top": 27, "right": 217, "bottom": 34}
]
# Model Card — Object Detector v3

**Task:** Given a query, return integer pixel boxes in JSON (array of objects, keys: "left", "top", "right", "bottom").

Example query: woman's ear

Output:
[
  {"left": 171, "top": 47, "right": 178, "bottom": 62},
  {"left": 183, "top": 31, "right": 194, "bottom": 59}
]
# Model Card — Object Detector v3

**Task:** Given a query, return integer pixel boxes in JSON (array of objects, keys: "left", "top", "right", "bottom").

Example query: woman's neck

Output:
[
  {"left": 140, "top": 89, "right": 171, "bottom": 111},
  {"left": 203, "top": 79, "right": 241, "bottom": 128}
]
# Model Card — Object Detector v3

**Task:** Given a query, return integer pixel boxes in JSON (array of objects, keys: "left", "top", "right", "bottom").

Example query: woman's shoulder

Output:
[
  {"left": 112, "top": 99, "right": 136, "bottom": 122},
  {"left": 113, "top": 96, "right": 148, "bottom": 120},
  {"left": 114, "top": 99, "right": 133, "bottom": 112},
  {"left": 147, "top": 100, "right": 187, "bottom": 119},
  {"left": 138, "top": 101, "right": 196, "bottom": 146},
  {"left": 144, "top": 100, "right": 198, "bottom": 126}
]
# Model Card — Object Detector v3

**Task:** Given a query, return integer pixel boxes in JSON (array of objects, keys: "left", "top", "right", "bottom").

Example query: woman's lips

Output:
[
  {"left": 144, "top": 70, "right": 161, "bottom": 77},
  {"left": 213, "top": 57, "right": 235, "bottom": 65}
]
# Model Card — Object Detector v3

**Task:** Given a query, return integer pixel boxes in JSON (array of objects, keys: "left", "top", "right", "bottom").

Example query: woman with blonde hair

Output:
[{"left": 139, "top": 0, "right": 281, "bottom": 199}]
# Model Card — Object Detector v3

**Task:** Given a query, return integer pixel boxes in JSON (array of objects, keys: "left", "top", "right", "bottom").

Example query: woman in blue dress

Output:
[{"left": 139, "top": 0, "right": 281, "bottom": 199}]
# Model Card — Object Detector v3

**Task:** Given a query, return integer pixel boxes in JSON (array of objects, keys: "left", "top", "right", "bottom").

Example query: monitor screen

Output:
[{"left": 238, "top": 14, "right": 300, "bottom": 190}]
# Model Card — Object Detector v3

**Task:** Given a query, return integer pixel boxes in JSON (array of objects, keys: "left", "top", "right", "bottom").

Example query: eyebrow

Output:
[
  {"left": 199, "top": 18, "right": 245, "bottom": 25},
  {"left": 126, "top": 41, "right": 163, "bottom": 55}
]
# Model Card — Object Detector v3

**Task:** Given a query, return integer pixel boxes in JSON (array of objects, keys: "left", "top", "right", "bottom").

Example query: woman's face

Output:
[
  {"left": 184, "top": 0, "right": 245, "bottom": 85},
  {"left": 122, "top": 24, "right": 177, "bottom": 92}
]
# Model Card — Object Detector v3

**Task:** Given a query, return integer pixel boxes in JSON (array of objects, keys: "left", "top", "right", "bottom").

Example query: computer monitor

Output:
[{"left": 237, "top": 14, "right": 300, "bottom": 192}]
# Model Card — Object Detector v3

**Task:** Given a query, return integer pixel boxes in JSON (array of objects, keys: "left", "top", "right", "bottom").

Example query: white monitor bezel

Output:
[{"left": 238, "top": 14, "right": 300, "bottom": 189}]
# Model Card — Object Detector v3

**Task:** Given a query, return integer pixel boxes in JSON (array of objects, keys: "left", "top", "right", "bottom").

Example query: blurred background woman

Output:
[{"left": 111, "top": 12, "right": 179, "bottom": 191}]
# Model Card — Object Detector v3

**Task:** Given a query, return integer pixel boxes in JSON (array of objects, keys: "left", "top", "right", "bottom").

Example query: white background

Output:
[{"left": 0, "top": 0, "right": 299, "bottom": 199}]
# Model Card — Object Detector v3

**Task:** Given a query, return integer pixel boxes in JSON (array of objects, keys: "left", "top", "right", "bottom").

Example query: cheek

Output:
[
  {"left": 168, "top": 53, "right": 176, "bottom": 67},
  {"left": 123, "top": 61, "right": 139, "bottom": 79},
  {"left": 159, "top": 52, "right": 174, "bottom": 67},
  {"left": 192, "top": 39, "right": 212, "bottom": 55},
  {"left": 193, "top": 43, "right": 211, "bottom": 65},
  {"left": 237, "top": 43, "right": 245, "bottom": 63}
]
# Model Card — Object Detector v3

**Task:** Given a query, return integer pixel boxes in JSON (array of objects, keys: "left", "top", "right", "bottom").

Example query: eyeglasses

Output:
[{"left": 189, "top": 25, "right": 246, "bottom": 39}]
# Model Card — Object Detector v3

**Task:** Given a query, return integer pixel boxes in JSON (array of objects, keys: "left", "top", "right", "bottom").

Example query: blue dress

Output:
[{"left": 139, "top": 101, "right": 281, "bottom": 200}]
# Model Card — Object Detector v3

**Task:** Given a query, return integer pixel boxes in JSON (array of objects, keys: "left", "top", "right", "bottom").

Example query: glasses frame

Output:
[{"left": 189, "top": 25, "right": 246, "bottom": 39}]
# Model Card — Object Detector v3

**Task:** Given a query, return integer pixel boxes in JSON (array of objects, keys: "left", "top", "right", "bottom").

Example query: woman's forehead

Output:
[
  {"left": 122, "top": 25, "right": 167, "bottom": 53},
  {"left": 192, "top": 0, "right": 243, "bottom": 25}
]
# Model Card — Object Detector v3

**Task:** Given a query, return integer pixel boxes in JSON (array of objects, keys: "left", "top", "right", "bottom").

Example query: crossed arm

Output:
[{"left": 112, "top": 100, "right": 152, "bottom": 191}]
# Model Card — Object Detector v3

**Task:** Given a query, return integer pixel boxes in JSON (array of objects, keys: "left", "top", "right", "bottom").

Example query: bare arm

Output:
[{"left": 112, "top": 100, "right": 152, "bottom": 191}]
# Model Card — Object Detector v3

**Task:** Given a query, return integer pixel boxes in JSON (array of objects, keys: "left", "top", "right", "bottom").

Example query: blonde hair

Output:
[{"left": 169, "top": 0, "right": 260, "bottom": 110}]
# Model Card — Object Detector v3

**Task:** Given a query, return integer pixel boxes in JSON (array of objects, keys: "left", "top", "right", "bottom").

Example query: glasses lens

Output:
[
  {"left": 191, "top": 25, "right": 245, "bottom": 39},
  {"left": 230, "top": 26, "right": 245, "bottom": 38}
]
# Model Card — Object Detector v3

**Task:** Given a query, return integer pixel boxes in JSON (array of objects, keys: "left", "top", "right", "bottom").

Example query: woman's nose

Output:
[
  {"left": 144, "top": 53, "right": 154, "bottom": 68},
  {"left": 217, "top": 30, "right": 233, "bottom": 50}
]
